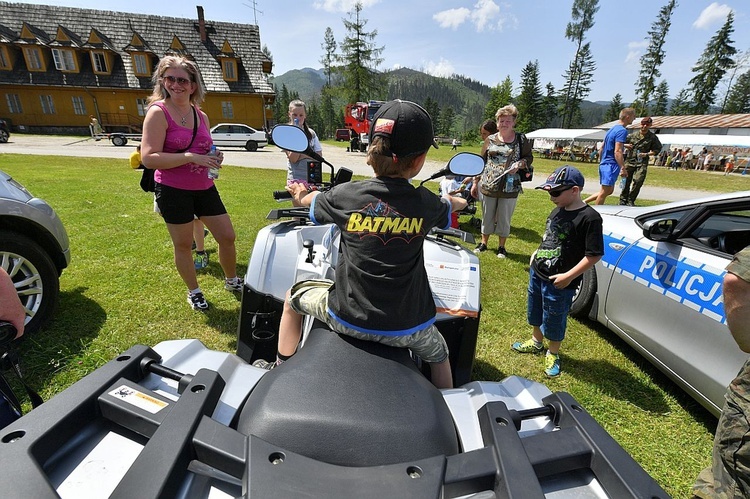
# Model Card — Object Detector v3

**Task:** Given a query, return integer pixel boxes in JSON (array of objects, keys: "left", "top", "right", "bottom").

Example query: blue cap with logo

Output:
[{"left": 536, "top": 165, "right": 585, "bottom": 191}]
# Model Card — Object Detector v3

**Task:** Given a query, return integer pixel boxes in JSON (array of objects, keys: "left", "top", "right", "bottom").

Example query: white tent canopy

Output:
[
  {"left": 655, "top": 134, "right": 750, "bottom": 150},
  {"left": 525, "top": 128, "right": 606, "bottom": 141}
]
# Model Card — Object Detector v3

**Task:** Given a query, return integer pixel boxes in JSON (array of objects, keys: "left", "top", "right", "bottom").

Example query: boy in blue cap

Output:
[{"left": 512, "top": 166, "right": 604, "bottom": 377}]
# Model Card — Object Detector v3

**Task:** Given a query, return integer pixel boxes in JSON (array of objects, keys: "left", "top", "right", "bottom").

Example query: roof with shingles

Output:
[
  {"left": 596, "top": 114, "right": 750, "bottom": 130},
  {"left": 0, "top": 2, "right": 274, "bottom": 95}
]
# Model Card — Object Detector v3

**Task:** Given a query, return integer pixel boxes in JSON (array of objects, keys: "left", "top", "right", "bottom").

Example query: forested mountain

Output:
[{"left": 270, "top": 67, "right": 610, "bottom": 133}]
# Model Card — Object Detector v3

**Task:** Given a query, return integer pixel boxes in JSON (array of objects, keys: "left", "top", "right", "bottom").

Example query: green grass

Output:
[{"left": 0, "top": 152, "right": 729, "bottom": 497}]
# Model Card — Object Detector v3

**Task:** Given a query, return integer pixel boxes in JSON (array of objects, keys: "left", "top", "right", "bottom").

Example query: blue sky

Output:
[{"left": 11, "top": 0, "right": 750, "bottom": 103}]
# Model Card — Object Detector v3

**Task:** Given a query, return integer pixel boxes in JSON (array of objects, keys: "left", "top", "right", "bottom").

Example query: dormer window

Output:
[
  {"left": 222, "top": 59, "right": 237, "bottom": 81},
  {"left": 22, "top": 46, "right": 44, "bottom": 71},
  {"left": 132, "top": 53, "right": 149, "bottom": 76},
  {"left": 51, "top": 48, "right": 77, "bottom": 71},
  {"left": 0, "top": 46, "right": 10, "bottom": 70},
  {"left": 91, "top": 50, "right": 109, "bottom": 73}
]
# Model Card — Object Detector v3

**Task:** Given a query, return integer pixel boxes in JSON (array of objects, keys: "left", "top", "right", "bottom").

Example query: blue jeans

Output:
[{"left": 527, "top": 268, "right": 575, "bottom": 342}]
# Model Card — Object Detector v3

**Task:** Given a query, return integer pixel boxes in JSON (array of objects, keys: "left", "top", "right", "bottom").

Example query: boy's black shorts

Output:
[{"left": 154, "top": 183, "right": 227, "bottom": 224}]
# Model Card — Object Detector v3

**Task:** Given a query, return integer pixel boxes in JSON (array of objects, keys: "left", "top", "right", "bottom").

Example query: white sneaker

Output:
[
  {"left": 224, "top": 277, "right": 244, "bottom": 293},
  {"left": 187, "top": 291, "right": 209, "bottom": 311}
]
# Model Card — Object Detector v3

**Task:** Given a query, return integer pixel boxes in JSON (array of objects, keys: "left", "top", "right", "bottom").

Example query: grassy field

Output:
[{"left": 2, "top": 150, "right": 745, "bottom": 497}]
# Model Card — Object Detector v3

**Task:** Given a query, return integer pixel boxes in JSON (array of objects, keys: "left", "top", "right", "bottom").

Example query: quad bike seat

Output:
[{"left": 236, "top": 323, "right": 459, "bottom": 467}]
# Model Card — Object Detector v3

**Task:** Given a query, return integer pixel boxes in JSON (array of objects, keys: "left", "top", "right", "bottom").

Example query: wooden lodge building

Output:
[{"left": 0, "top": 2, "right": 275, "bottom": 135}]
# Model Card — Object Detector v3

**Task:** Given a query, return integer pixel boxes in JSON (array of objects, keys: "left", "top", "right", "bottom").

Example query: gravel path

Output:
[{"left": 1, "top": 133, "right": 727, "bottom": 202}]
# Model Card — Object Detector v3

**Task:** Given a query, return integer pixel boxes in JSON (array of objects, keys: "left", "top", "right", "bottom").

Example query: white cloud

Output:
[
  {"left": 625, "top": 40, "right": 649, "bottom": 64},
  {"left": 434, "top": 0, "right": 516, "bottom": 32},
  {"left": 424, "top": 58, "right": 456, "bottom": 77},
  {"left": 693, "top": 2, "right": 733, "bottom": 29},
  {"left": 313, "top": 0, "right": 380, "bottom": 13},
  {"left": 433, "top": 8, "right": 472, "bottom": 30}
]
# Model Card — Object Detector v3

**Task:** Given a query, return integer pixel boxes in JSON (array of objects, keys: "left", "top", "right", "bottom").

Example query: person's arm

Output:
[
  {"left": 471, "top": 138, "right": 490, "bottom": 197},
  {"left": 615, "top": 141, "right": 626, "bottom": 176},
  {"left": 286, "top": 182, "right": 320, "bottom": 207},
  {"left": 0, "top": 268, "right": 24, "bottom": 339},
  {"left": 724, "top": 271, "right": 750, "bottom": 352},
  {"left": 443, "top": 194, "right": 468, "bottom": 213},
  {"left": 549, "top": 255, "right": 602, "bottom": 290}
]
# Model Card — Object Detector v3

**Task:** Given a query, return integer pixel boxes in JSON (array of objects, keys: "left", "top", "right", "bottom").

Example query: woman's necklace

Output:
[{"left": 169, "top": 102, "right": 192, "bottom": 126}]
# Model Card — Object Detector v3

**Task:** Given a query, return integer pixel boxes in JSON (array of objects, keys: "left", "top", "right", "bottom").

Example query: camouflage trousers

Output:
[
  {"left": 693, "top": 358, "right": 750, "bottom": 498},
  {"left": 619, "top": 164, "right": 648, "bottom": 205}
]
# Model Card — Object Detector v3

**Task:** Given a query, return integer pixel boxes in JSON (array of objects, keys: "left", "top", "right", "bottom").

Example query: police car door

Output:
[{"left": 602, "top": 199, "right": 750, "bottom": 414}]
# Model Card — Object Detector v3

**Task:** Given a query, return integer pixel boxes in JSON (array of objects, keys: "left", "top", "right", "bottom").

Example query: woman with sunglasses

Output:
[{"left": 141, "top": 55, "right": 243, "bottom": 312}]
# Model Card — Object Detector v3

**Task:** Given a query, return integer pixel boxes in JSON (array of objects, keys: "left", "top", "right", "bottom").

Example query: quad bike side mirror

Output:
[{"left": 419, "top": 152, "right": 485, "bottom": 186}]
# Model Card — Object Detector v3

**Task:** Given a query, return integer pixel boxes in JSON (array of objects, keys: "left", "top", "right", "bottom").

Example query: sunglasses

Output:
[
  {"left": 549, "top": 185, "right": 574, "bottom": 197},
  {"left": 162, "top": 75, "right": 193, "bottom": 86},
  {"left": 641, "top": 121, "right": 652, "bottom": 125}
]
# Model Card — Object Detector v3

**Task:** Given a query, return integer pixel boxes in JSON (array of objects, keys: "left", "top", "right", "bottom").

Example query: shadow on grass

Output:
[
  {"left": 579, "top": 317, "right": 717, "bottom": 432},
  {"left": 13, "top": 286, "right": 106, "bottom": 387},
  {"left": 472, "top": 357, "right": 508, "bottom": 382}
]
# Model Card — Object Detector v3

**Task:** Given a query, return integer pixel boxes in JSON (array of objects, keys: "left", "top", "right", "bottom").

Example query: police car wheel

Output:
[{"left": 570, "top": 267, "right": 596, "bottom": 318}]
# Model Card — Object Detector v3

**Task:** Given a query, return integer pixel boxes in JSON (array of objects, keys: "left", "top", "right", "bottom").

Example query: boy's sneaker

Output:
[
  {"left": 512, "top": 339, "right": 544, "bottom": 354},
  {"left": 252, "top": 359, "right": 276, "bottom": 370},
  {"left": 474, "top": 243, "right": 487, "bottom": 253},
  {"left": 545, "top": 352, "right": 561, "bottom": 377},
  {"left": 497, "top": 246, "right": 507, "bottom": 259},
  {"left": 194, "top": 251, "right": 209, "bottom": 270},
  {"left": 187, "top": 291, "right": 209, "bottom": 311},
  {"left": 224, "top": 277, "right": 244, "bottom": 293}
]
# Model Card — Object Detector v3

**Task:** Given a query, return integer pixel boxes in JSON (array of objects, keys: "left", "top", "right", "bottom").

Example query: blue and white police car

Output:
[{"left": 571, "top": 191, "right": 750, "bottom": 417}]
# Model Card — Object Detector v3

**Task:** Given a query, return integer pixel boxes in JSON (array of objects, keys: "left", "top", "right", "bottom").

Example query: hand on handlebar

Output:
[{"left": 286, "top": 181, "right": 312, "bottom": 207}]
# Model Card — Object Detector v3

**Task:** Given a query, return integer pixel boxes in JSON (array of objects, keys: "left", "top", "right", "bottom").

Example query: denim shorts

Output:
[
  {"left": 526, "top": 268, "right": 575, "bottom": 342},
  {"left": 599, "top": 161, "right": 621, "bottom": 187},
  {"left": 289, "top": 279, "right": 449, "bottom": 363}
]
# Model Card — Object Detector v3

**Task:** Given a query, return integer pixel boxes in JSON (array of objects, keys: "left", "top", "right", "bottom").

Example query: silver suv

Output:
[{"left": 0, "top": 170, "right": 70, "bottom": 335}]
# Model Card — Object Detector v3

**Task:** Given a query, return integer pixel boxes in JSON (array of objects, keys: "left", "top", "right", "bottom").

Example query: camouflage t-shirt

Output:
[{"left": 693, "top": 246, "right": 750, "bottom": 499}]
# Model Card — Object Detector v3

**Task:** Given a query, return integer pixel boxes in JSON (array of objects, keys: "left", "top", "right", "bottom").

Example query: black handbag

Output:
[{"left": 140, "top": 106, "right": 198, "bottom": 192}]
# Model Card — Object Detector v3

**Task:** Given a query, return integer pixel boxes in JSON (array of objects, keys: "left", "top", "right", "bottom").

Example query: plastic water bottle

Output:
[
  {"left": 619, "top": 176, "right": 626, "bottom": 190},
  {"left": 293, "top": 117, "right": 299, "bottom": 127},
  {"left": 505, "top": 174, "right": 514, "bottom": 191},
  {"left": 207, "top": 145, "right": 219, "bottom": 180}
]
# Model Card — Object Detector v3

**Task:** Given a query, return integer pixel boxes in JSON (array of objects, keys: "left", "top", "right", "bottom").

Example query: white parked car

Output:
[{"left": 210, "top": 123, "right": 268, "bottom": 151}]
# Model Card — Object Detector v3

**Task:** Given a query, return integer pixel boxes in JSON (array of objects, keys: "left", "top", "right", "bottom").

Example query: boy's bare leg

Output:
[
  {"left": 277, "top": 290, "right": 303, "bottom": 357},
  {"left": 430, "top": 360, "right": 453, "bottom": 389}
]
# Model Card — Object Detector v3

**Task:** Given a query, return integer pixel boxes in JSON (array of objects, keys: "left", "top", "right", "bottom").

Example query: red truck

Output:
[{"left": 344, "top": 100, "right": 385, "bottom": 152}]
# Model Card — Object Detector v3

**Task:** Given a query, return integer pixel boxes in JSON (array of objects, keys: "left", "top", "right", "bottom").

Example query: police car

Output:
[{"left": 571, "top": 191, "right": 750, "bottom": 417}]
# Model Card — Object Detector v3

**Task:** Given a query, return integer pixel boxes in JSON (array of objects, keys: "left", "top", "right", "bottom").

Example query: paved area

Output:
[{"left": 0, "top": 133, "right": 733, "bottom": 202}]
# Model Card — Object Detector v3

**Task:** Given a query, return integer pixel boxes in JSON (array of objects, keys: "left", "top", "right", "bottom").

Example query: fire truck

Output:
[{"left": 344, "top": 100, "right": 385, "bottom": 152}]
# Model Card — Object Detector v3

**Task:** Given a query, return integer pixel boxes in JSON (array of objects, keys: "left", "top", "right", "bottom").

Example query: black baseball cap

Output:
[{"left": 369, "top": 100, "right": 438, "bottom": 158}]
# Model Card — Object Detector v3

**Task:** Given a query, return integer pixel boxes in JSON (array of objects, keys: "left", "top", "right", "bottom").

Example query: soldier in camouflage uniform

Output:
[
  {"left": 694, "top": 246, "right": 750, "bottom": 499},
  {"left": 620, "top": 117, "right": 661, "bottom": 206}
]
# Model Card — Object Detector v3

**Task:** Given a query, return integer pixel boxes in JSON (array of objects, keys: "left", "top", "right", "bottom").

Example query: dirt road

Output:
[{"left": 1, "top": 133, "right": 718, "bottom": 201}]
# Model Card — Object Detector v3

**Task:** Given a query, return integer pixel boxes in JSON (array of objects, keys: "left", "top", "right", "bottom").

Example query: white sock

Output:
[{"left": 189, "top": 287, "right": 202, "bottom": 295}]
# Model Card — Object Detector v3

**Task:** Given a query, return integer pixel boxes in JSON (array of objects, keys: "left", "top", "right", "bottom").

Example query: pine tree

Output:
[
  {"left": 423, "top": 97, "right": 440, "bottom": 123},
  {"left": 651, "top": 80, "right": 670, "bottom": 116},
  {"left": 633, "top": 0, "right": 677, "bottom": 116},
  {"left": 669, "top": 88, "right": 693, "bottom": 115},
  {"left": 720, "top": 49, "right": 750, "bottom": 112},
  {"left": 604, "top": 94, "right": 623, "bottom": 122},
  {"left": 439, "top": 107, "right": 456, "bottom": 137},
  {"left": 724, "top": 70, "right": 750, "bottom": 113},
  {"left": 559, "top": 42, "right": 596, "bottom": 128},
  {"left": 687, "top": 11, "right": 737, "bottom": 114},
  {"left": 540, "top": 83, "right": 558, "bottom": 128},
  {"left": 320, "top": 27, "right": 337, "bottom": 88},
  {"left": 337, "top": 1, "right": 385, "bottom": 103},
  {"left": 485, "top": 76, "right": 513, "bottom": 119},
  {"left": 515, "top": 60, "right": 543, "bottom": 133},
  {"left": 559, "top": 0, "right": 599, "bottom": 128}
]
